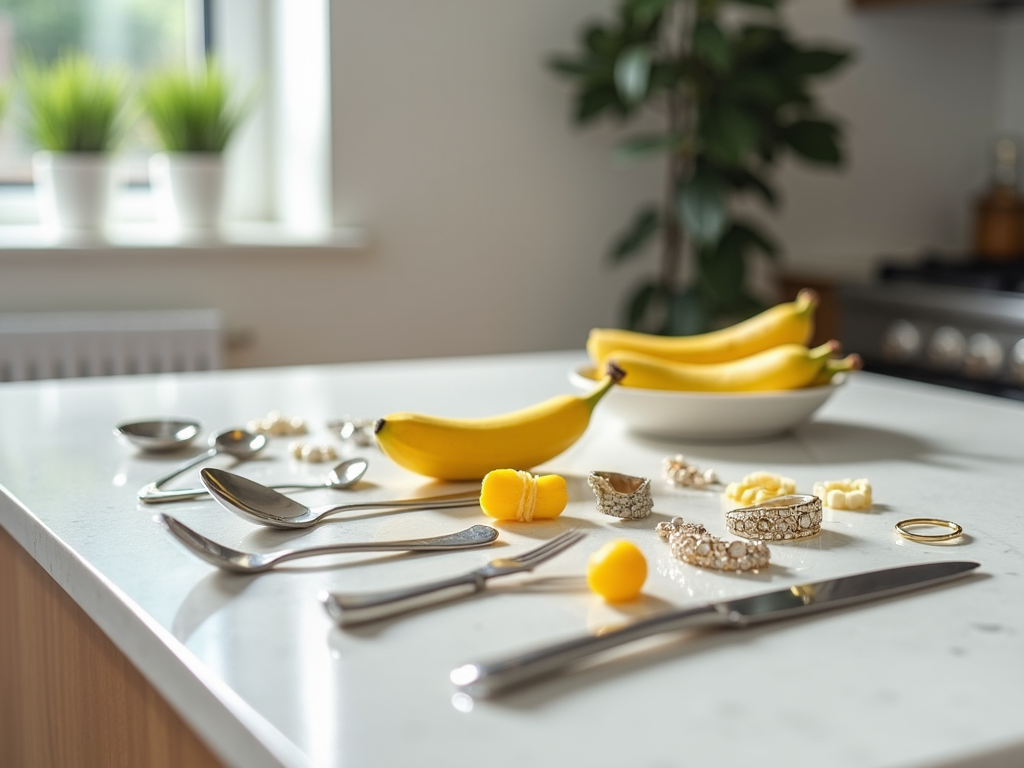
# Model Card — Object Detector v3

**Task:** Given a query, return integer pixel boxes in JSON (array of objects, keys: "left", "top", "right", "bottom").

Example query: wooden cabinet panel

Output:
[{"left": 0, "top": 524, "right": 226, "bottom": 768}]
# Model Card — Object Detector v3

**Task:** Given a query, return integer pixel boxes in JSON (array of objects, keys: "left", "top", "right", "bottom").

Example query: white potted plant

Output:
[
  {"left": 141, "top": 62, "right": 250, "bottom": 237},
  {"left": 21, "top": 53, "right": 128, "bottom": 240}
]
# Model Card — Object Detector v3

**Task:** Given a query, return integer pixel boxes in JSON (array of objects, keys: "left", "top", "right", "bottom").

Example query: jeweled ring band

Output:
[
  {"left": 725, "top": 494, "right": 822, "bottom": 541},
  {"left": 895, "top": 518, "right": 963, "bottom": 543},
  {"left": 588, "top": 471, "right": 653, "bottom": 519}
]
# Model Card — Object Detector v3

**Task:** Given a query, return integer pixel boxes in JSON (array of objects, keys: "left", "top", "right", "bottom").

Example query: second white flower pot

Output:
[
  {"left": 33, "top": 151, "right": 114, "bottom": 239},
  {"left": 150, "top": 152, "right": 226, "bottom": 235}
]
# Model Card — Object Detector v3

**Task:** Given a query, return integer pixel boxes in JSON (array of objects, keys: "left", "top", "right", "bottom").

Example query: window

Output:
[{"left": 0, "top": 0, "right": 204, "bottom": 185}]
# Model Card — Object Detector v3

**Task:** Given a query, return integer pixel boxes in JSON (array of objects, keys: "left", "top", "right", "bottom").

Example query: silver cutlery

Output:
[
  {"left": 200, "top": 467, "right": 482, "bottom": 529},
  {"left": 155, "top": 513, "right": 499, "bottom": 573},
  {"left": 137, "top": 428, "right": 268, "bottom": 501},
  {"left": 450, "top": 560, "right": 981, "bottom": 698},
  {"left": 139, "top": 457, "right": 368, "bottom": 504},
  {"left": 115, "top": 418, "right": 202, "bottom": 452},
  {"left": 320, "top": 529, "right": 587, "bottom": 625}
]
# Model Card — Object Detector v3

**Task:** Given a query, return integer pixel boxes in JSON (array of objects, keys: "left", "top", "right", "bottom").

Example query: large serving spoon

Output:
[
  {"left": 137, "top": 428, "right": 269, "bottom": 501},
  {"left": 155, "top": 513, "right": 498, "bottom": 573},
  {"left": 200, "top": 467, "right": 482, "bottom": 530},
  {"left": 139, "top": 457, "right": 369, "bottom": 504},
  {"left": 115, "top": 418, "right": 203, "bottom": 452}
]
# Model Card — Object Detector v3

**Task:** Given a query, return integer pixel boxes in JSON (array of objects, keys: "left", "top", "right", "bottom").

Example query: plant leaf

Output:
[
  {"left": 611, "top": 206, "right": 660, "bottom": 262},
  {"left": 625, "top": 0, "right": 674, "bottom": 25},
  {"left": 667, "top": 288, "right": 707, "bottom": 335},
  {"left": 783, "top": 119, "right": 843, "bottom": 164},
  {"left": 678, "top": 167, "right": 728, "bottom": 246},
  {"left": 574, "top": 85, "right": 620, "bottom": 124},
  {"left": 731, "top": 219, "right": 779, "bottom": 259},
  {"left": 614, "top": 45, "right": 652, "bottom": 104},
  {"left": 693, "top": 20, "right": 731, "bottom": 73},
  {"left": 615, "top": 131, "right": 689, "bottom": 159},
  {"left": 784, "top": 49, "right": 851, "bottom": 77},
  {"left": 725, "top": 168, "right": 778, "bottom": 207},
  {"left": 625, "top": 281, "right": 661, "bottom": 331},
  {"left": 700, "top": 103, "right": 760, "bottom": 166}
]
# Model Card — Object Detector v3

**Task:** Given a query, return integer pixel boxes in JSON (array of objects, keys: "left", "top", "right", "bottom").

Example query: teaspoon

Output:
[
  {"left": 155, "top": 513, "right": 498, "bottom": 573},
  {"left": 115, "top": 418, "right": 202, "bottom": 452},
  {"left": 137, "top": 428, "right": 269, "bottom": 501},
  {"left": 200, "top": 467, "right": 481, "bottom": 529},
  {"left": 139, "top": 457, "right": 369, "bottom": 504}
]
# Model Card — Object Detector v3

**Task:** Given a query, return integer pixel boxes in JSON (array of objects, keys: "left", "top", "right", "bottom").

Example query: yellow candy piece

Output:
[
  {"left": 479, "top": 469, "right": 567, "bottom": 522},
  {"left": 586, "top": 540, "right": 647, "bottom": 602},
  {"left": 813, "top": 478, "right": 872, "bottom": 510},
  {"left": 725, "top": 471, "right": 796, "bottom": 505}
]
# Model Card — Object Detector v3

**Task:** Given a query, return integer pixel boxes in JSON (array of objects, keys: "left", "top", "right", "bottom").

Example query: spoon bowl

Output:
[
  {"left": 115, "top": 418, "right": 202, "bottom": 452},
  {"left": 155, "top": 513, "right": 498, "bottom": 573},
  {"left": 201, "top": 467, "right": 481, "bottom": 529},
  {"left": 138, "top": 457, "right": 369, "bottom": 504}
]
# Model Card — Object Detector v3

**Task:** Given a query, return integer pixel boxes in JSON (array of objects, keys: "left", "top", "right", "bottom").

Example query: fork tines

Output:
[{"left": 515, "top": 530, "right": 587, "bottom": 568}]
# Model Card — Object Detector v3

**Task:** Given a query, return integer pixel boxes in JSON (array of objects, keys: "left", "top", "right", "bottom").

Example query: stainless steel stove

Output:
[{"left": 839, "top": 256, "right": 1024, "bottom": 400}]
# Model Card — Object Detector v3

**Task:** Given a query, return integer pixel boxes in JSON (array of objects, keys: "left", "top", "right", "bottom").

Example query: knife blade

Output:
[{"left": 450, "top": 560, "right": 980, "bottom": 697}]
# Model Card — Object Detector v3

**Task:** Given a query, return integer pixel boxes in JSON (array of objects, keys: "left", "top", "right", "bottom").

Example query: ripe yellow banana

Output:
[
  {"left": 587, "top": 289, "right": 817, "bottom": 366},
  {"left": 374, "top": 363, "right": 625, "bottom": 480},
  {"left": 605, "top": 341, "right": 837, "bottom": 392},
  {"left": 806, "top": 353, "right": 862, "bottom": 388}
]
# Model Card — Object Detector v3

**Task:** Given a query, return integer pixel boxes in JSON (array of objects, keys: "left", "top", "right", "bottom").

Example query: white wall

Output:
[{"left": 0, "top": 0, "right": 1017, "bottom": 369}]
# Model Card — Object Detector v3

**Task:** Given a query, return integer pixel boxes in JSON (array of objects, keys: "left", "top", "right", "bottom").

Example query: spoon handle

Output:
[
  {"left": 148, "top": 448, "right": 218, "bottom": 490},
  {"left": 139, "top": 480, "right": 334, "bottom": 504},
  {"left": 269, "top": 525, "right": 498, "bottom": 568},
  {"left": 316, "top": 492, "right": 481, "bottom": 519}
]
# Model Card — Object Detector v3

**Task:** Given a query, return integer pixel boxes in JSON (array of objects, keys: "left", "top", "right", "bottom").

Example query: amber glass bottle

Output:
[{"left": 973, "top": 137, "right": 1024, "bottom": 262}]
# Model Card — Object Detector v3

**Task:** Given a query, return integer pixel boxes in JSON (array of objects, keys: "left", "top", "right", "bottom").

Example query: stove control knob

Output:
[
  {"left": 881, "top": 320, "right": 921, "bottom": 362},
  {"left": 1011, "top": 339, "right": 1024, "bottom": 383},
  {"left": 927, "top": 326, "right": 966, "bottom": 371},
  {"left": 964, "top": 333, "right": 1004, "bottom": 379}
]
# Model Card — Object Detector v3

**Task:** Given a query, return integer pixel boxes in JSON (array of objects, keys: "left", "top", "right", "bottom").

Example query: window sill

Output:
[{"left": 0, "top": 222, "right": 366, "bottom": 255}]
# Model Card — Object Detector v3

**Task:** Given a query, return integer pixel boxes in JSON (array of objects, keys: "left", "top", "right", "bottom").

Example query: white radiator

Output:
[{"left": 0, "top": 310, "right": 223, "bottom": 382}]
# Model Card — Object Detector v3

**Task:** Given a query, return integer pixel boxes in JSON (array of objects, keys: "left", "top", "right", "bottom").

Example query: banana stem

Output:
[
  {"left": 795, "top": 288, "right": 819, "bottom": 316},
  {"left": 584, "top": 361, "right": 626, "bottom": 410},
  {"left": 810, "top": 339, "right": 841, "bottom": 361}
]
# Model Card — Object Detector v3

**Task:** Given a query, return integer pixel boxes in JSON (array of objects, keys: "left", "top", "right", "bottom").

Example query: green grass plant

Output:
[
  {"left": 20, "top": 53, "right": 128, "bottom": 152},
  {"left": 140, "top": 62, "right": 249, "bottom": 153}
]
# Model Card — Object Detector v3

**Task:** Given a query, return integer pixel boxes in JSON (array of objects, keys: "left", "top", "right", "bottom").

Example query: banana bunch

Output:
[
  {"left": 587, "top": 289, "right": 818, "bottom": 366},
  {"left": 589, "top": 291, "right": 861, "bottom": 393},
  {"left": 374, "top": 363, "right": 625, "bottom": 480}
]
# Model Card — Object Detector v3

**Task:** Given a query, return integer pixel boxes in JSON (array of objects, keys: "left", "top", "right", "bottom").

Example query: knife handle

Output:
[
  {"left": 451, "top": 604, "right": 727, "bottom": 697},
  {"left": 320, "top": 573, "right": 484, "bottom": 626}
]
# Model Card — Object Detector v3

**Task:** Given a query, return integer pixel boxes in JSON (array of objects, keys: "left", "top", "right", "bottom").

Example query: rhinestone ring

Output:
[
  {"left": 656, "top": 517, "right": 770, "bottom": 571},
  {"left": 588, "top": 471, "right": 653, "bottom": 520},
  {"left": 725, "top": 494, "right": 822, "bottom": 541}
]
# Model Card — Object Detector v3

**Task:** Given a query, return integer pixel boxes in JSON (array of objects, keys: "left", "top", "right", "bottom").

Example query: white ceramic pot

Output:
[
  {"left": 33, "top": 151, "right": 114, "bottom": 237},
  {"left": 150, "top": 152, "right": 226, "bottom": 234}
]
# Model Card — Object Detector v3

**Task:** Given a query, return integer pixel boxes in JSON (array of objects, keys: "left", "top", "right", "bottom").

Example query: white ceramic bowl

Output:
[{"left": 570, "top": 366, "right": 845, "bottom": 441}]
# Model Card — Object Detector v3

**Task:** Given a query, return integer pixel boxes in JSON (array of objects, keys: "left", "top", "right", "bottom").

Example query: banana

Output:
[
  {"left": 605, "top": 341, "right": 838, "bottom": 392},
  {"left": 374, "top": 363, "right": 625, "bottom": 480},
  {"left": 587, "top": 289, "right": 817, "bottom": 366},
  {"left": 806, "top": 353, "right": 862, "bottom": 388}
]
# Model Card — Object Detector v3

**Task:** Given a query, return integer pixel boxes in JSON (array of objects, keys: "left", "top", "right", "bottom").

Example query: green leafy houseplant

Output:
[
  {"left": 20, "top": 53, "right": 127, "bottom": 152},
  {"left": 140, "top": 62, "right": 249, "bottom": 153},
  {"left": 550, "top": 0, "right": 851, "bottom": 334}
]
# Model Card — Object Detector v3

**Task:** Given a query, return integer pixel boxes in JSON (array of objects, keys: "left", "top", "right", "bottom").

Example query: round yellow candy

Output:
[{"left": 586, "top": 540, "right": 647, "bottom": 602}]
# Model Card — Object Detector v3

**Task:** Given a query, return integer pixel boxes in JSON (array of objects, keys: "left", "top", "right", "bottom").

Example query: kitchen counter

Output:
[{"left": 1, "top": 351, "right": 1022, "bottom": 768}]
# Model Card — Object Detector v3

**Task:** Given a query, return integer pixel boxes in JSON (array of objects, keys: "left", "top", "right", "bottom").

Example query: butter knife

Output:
[{"left": 451, "top": 560, "right": 980, "bottom": 697}]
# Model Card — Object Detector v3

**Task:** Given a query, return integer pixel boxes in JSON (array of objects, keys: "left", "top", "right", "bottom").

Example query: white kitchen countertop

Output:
[{"left": 1, "top": 351, "right": 1022, "bottom": 768}]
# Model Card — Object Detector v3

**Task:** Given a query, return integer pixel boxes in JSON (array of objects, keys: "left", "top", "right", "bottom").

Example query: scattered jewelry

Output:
[
  {"left": 289, "top": 441, "right": 338, "bottom": 463},
  {"left": 725, "top": 494, "right": 822, "bottom": 541},
  {"left": 813, "top": 478, "right": 872, "bottom": 510},
  {"left": 663, "top": 454, "right": 719, "bottom": 489},
  {"left": 588, "top": 471, "right": 653, "bottom": 520},
  {"left": 656, "top": 517, "right": 770, "bottom": 572},
  {"left": 895, "top": 518, "right": 963, "bottom": 543},
  {"left": 248, "top": 411, "right": 308, "bottom": 437},
  {"left": 327, "top": 416, "right": 377, "bottom": 447},
  {"left": 724, "top": 471, "right": 796, "bottom": 505}
]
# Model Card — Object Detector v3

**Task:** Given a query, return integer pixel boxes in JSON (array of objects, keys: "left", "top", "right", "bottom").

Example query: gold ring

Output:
[
  {"left": 894, "top": 518, "right": 963, "bottom": 543},
  {"left": 725, "top": 494, "right": 822, "bottom": 541}
]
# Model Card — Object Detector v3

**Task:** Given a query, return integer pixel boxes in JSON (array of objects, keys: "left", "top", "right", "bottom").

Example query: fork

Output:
[{"left": 319, "top": 529, "right": 587, "bottom": 626}]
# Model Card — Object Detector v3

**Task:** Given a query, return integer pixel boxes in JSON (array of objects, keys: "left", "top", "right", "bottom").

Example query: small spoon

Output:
[
  {"left": 139, "top": 457, "right": 370, "bottom": 504},
  {"left": 201, "top": 467, "right": 482, "bottom": 530},
  {"left": 137, "top": 428, "right": 269, "bottom": 501},
  {"left": 155, "top": 513, "right": 498, "bottom": 573},
  {"left": 115, "top": 418, "right": 202, "bottom": 452}
]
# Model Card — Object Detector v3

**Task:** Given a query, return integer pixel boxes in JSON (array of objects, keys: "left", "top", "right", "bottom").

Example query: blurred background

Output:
[{"left": 1, "top": 0, "right": 1023, "bottom": 398}]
